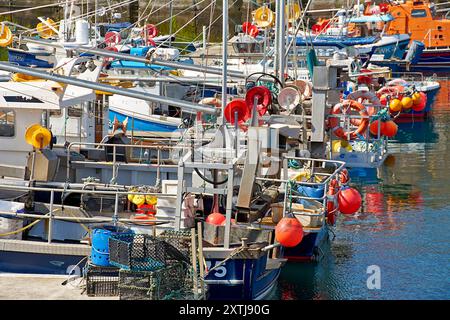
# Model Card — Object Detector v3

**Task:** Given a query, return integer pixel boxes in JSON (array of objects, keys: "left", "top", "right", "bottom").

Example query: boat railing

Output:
[
  {"left": 65, "top": 140, "right": 191, "bottom": 183},
  {"left": 327, "top": 110, "right": 389, "bottom": 164},
  {"left": 0, "top": 182, "right": 177, "bottom": 244},
  {"left": 391, "top": 71, "right": 424, "bottom": 82},
  {"left": 256, "top": 156, "right": 345, "bottom": 221}
]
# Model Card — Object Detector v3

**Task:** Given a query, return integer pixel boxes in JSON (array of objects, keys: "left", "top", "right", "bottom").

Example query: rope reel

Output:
[
  {"left": 285, "top": 3, "right": 301, "bottom": 23},
  {"left": 25, "top": 124, "right": 52, "bottom": 149},
  {"left": 224, "top": 99, "right": 250, "bottom": 125},
  {"left": 0, "top": 23, "right": 13, "bottom": 47},
  {"left": 278, "top": 86, "right": 302, "bottom": 112},
  {"left": 245, "top": 86, "right": 272, "bottom": 116},
  {"left": 253, "top": 6, "right": 275, "bottom": 28}
]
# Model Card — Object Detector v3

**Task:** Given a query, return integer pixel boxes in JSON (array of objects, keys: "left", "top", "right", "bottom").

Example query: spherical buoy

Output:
[
  {"left": 338, "top": 187, "right": 362, "bottom": 215},
  {"left": 206, "top": 212, "right": 226, "bottom": 225},
  {"left": 369, "top": 120, "right": 385, "bottom": 136},
  {"left": 132, "top": 194, "right": 146, "bottom": 206},
  {"left": 412, "top": 92, "right": 427, "bottom": 112},
  {"left": 389, "top": 99, "right": 402, "bottom": 112},
  {"left": 412, "top": 92, "right": 421, "bottom": 105},
  {"left": 381, "top": 120, "right": 398, "bottom": 137},
  {"left": 357, "top": 75, "right": 372, "bottom": 85},
  {"left": 224, "top": 99, "right": 250, "bottom": 125},
  {"left": 275, "top": 216, "right": 303, "bottom": 247},
  {"left": 401, "top": 96, "right": 413, "bottom": 109}
]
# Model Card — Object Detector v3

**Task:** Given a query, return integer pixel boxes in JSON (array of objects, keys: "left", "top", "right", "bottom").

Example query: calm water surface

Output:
[{"left": 273, "top": 80, "right": 450, "bottom": 300}]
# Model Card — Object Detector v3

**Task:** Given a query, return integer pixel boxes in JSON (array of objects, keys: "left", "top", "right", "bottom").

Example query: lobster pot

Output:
[
  {"left": 0, "top": 200, "right": 25, "bottom": 240},
  {"left": 85, "top": 263, "right": 120, "bottom": 297},
  {"left": 118, "top": 262, "right": 189, "bottom": 300},
  {"left": 75, "top": 20, "right": 89, "bottom": 44}
]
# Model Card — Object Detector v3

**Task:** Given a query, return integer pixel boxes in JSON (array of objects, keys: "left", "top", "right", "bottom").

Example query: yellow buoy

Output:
[
  {"left": 253, "top": 6, "right": 275, "bottom": 28},
  {"left": 285, "top": 3, "right": 301, "bottom": 23},
  {"left": 389, "top": 98, "right": 402, "bottom": 112},
  {"left": 24, "top": 124, "right": 52, "bottom": 149},
  {"left": 36, "top": 18, "right": 57, "bottom": 39},
  {"left": 412, "top": 92, "right": 421, "bottom": 105},
  {"left": 145, "top": 195, "right": 158, "bottom": 205},
  {"left": 401, "top": 96, "right": 413, "bottom": 109},
  {"left": 132, "top": 194, "right": 146, "bottom": 206},
  {"left": 332, "top": 140, "right": 353, "bottom": 153},
  {"left": 0, "top": 24, "right": 13, "bottom": 47},
  {"left": 127, "top": 187, "right": 138, "bottom": 202}
]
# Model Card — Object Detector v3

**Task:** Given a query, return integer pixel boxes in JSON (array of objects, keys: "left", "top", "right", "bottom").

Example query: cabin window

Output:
[
  {"left": 68, "top": 106, "right": 83, "bottom": 117},
  {"left": 0, "top": 109, "right": 15, "bottom": 137},
  {"left": 411, "top": 9, "right": 428, "bottom": 18}
]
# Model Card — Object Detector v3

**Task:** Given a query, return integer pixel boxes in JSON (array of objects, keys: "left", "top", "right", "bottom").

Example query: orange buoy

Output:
[
  {"left": 275, "top": 216, "right": 303, "bottom": 247},
  {"left": 369, "top": 120, "right": 385, "bottom": 136},
  {"left": 224, "top": 99, "right": 250, "bottom": 125},
  {"left": 337, "top": 187, "right": 362, "bottom": 215},
  {"left": 380, "top": 94, "right": 387, "bottom": 106},
  {"left": 381, "top": 120, "right": 398, "bottom": 137},
  {"left": 206, "top": 212, "right": 226, "bottom": 225},
  {"left": 401, "top": 96, "right": 413, "bottom": 109},
  {"left": 389, "top": 98, "right": 402, "bottom": 112}
]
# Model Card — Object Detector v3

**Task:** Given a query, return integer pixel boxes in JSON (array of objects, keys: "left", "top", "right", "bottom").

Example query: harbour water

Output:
[{"left": 273, "top": 80, "right": 450, "bottom": 300}]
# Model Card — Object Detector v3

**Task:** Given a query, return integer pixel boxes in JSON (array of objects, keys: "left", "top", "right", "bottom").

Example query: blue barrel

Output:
[{"left": 91, "top": 225, "right": 133, "bottom": 267}]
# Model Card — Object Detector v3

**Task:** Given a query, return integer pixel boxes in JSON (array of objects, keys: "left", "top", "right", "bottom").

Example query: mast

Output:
[
  {"left": 220, "top": 0, "right": 229, "bottom": 124},
  {"left": 274, "top": 0, "right": 286, "bottom": 85}
]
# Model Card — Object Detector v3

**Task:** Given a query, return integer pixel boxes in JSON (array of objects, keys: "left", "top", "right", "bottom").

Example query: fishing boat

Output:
[{"left": 385, "top": 0, "right": 450, "bottom": 72}]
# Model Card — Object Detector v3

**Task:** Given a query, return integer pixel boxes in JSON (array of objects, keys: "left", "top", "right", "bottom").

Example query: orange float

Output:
[{"left": 275, "top": 216, "right": 303, "bottom": 247}]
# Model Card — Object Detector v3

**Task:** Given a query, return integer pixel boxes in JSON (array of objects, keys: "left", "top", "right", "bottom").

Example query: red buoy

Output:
[
  {"left": 224, "top": 99, "right": 250, "bottom": 125},
  {"left": 275, "top": 216, "right": 303, "bottom": 247},
  {"left": 338, "top": 187, "right": 362, "bottom": 215},
  {"left": 369, "top": 120, "right": 385, "bottom": 136},
  {"left": 242, "top": 22, "right": 252, "bottom": 33},
  {"left": 245, "top": 86, "right": 272, "bottom": 116},
  {"left": 379, "top": 3, "right": 389, "bottom": 13},
  {"left": 206, "top": 212, "right": 226, "bottom": 225},
  {"left": 381, "top": 120, "right": 398, "bottom": 137},
  {"left": 357, "top": 75, "right": 372, "bottom": 85},
  {"left": 412, "top": 92, "right": 427, "bottom": 112}
]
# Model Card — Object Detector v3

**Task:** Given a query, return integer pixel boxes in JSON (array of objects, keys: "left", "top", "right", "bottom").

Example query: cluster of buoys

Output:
[
  {"left": 127, "top": 187, "right": 158, "bottom": 206},
  {"left": 377, "top": 85, "right": 427, "bottom": 114},
  {"left": 224, "top": 85, "right": 272, "bottom": 125}
]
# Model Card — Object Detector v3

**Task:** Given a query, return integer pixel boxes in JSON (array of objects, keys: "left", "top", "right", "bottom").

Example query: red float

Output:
[
  {"left": 224, "top": 99, "right": 250, "bottom": 125},
  {"left": 326, "top": 179, "right": 339, "bottom": 225},
  {"left": 412, "top": 92, "right": 427, "bottom": 112},
  {"left": 338, "top": 187, "right": 362, "bottom": 215},
  {"left": 379, "top": 3, "right": 389, "bottom": 13},
  {"left": 245, "top": 86, "right": 272, "bottom": 116},
  {"left": 381, "top": 120, "right": 398, "bottom": 137},
  {"left": 369, "top": 120, "right": 385, "bottom": 136},
  {"left": 275, "top": 216, "right": 304, "bottom": 247},
  {"left": 220, "top": 218, "right": 236, "bottom": 226},
  {"left": 206, "top": 212, "right": 226, "bottom": 225}
]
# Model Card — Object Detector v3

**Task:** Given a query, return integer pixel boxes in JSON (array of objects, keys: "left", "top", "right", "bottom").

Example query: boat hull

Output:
[
  {"left": 283, "top": 226, "right": 329, "bottom": 262},
  {"left": 204, "top": 255, "right": 280, "bottom": 300}
]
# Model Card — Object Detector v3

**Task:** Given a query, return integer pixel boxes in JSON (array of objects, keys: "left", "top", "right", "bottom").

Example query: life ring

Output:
[
  {"left": 104, "top": 31, "right": 121, "bottom": 46},
  {"left": 346, "top": 90, "right": 380, "bottom": 125},
  {"left": 329, "top": 100, "right": 369, "bottom": 140},
  {"left": 0, "top": 24, "right": 13, "bottom": 47},
  {"left": 141, "top": 24, "right": 158, "bottom": 38},
  {"left": 199, "top": 97, "right": 221, "bottom": 108},
  {"left": 326, "top": 179, "right": 339, "bottom": 226}
]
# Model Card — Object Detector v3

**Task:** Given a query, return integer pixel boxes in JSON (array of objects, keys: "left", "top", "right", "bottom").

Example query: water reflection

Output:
[{"left": 278, "top": 80, "right": 450, "bottom": 299}]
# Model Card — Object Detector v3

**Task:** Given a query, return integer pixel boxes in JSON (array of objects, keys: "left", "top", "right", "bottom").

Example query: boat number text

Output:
[{"left": 205, "top": 261, "right": 227, "bottom": 278}]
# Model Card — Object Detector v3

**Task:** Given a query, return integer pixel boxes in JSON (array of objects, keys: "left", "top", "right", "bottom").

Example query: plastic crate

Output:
[
  {"left": 118, "top": 262, "right": 188, "bottom": 300},
  {"left": 85, "top": 263, "right": 120, "bottom": 297},
  {"left": 108, "top": 234, "right": 168, "bottom": 271}
]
